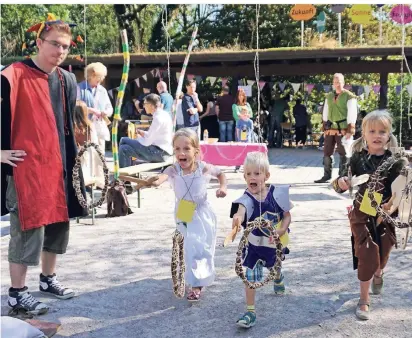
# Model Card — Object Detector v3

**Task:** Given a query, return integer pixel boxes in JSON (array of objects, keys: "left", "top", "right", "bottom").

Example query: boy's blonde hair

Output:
[
  {"left": 173, "top": 128, "right": 200, "bottom": 154},
  {"left": 243, "top": 152, "right": 269, "bottom": 173},
  {"left": 352, "top": 109, "right": 398, "bottom": 153}
]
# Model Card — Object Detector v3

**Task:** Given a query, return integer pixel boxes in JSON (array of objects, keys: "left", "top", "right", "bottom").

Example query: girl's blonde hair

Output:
[
  {"left": 243, "top": 151, "right": 270, "bottom": 173},
  {"left": 173, "top": 128, "right": 200, "bottom": 155},
  {"left": 85, "top": 62, "right": 107, "bottom": 81},
  {"left": 352, "top": 109, "right": 398, "bottom": 153}
]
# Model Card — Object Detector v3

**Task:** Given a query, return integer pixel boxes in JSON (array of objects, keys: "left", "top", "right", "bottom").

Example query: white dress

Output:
[{"left": 164, "top": 161, "right": 220, "bottom": 287}]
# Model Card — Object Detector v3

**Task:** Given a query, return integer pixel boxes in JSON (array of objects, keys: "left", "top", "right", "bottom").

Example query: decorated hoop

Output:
[
  {"left": 366, "top": 152, "right": 411, "bottom": 229},
  {"left": 171, "top": 230, "right": 186, "bottom": 298},
  {"left": 72, "top": 142, "right": 110, "bottom": 209},
  {"left": 235, "top": 218, "right": 283, "bottom": 289}
]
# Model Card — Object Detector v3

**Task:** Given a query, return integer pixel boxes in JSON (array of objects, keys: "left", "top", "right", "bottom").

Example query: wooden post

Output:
[{"left": 379, "top": 72, "right": 388, "bottom": 109}]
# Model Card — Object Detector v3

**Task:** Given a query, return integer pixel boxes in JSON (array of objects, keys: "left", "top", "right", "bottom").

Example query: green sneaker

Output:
[
  {"left": 274, "top": 273, "right": 285, "bottom": 295},
  {"left": 236, "top": 311, "right": 256, "bottom": 328}
]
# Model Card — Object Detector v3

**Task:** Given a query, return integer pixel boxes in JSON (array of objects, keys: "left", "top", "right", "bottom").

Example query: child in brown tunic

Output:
[{"left": 331, "top": 110, "right": 408, "bottom": 320}]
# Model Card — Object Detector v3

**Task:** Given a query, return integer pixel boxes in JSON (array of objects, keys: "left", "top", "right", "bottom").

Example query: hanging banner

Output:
[
  {"left": 290, "top": 4, "right": 316, "bottom": 21},
  {"left": 238, "top": 85, "right": 252, "bottom": 97},
  {"left": 134, "top": 78, "right": 140, "bottom": 88},
  {"left": 195, "top": 75, "right": 202, "bottom": 84},
  {"left": 247, "top": 80, "right": 255, "bottom": 86},
  {"left": 291, "top": 83, "right": 301, "bottom": 93},
  {"left": 209, "top": 76, "right": 217, "bottom": 86},
  {"left": 306, "top": 83, "right": 315, "bottom": 94},
  {"left": 390, "top": 5, "right": 412, "bottom": 24},
  {"left": 323, "top": 85, "right": 332, "bottom": 93},
  {"left": 406, "top": 83, "right": 412, "bottom": 96},
  {"left": 222, "top": 78, "right": 228, "bottom": 87},
  {"left": 278, "top": 82, "right": 286, "bottom": 92},
  {"left": 316, "top": 11, "right": 326, "bottom": 34},
  {"left": 331, "top": 5, "right": 345, "bottom": 14},
  {"left": 373, "top": 85, "right": 381, "bottom": 94},
  {"left": 364, "top": 85, "right": 371, "bottom": 98},
  {"left": 259, "top": 80, "right": 266, "bottom": 91},
  {"left": 349, "top": 4, "right": 374, "bottom": 25}
]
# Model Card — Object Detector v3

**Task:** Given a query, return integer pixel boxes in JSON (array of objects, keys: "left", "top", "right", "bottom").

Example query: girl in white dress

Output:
[{"left": 152, "top": 128, "right": 227, "bottom": 301}]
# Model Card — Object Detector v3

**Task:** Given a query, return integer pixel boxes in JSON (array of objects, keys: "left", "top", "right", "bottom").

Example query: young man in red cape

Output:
[{"left": 1, "top": 15, "right": 87, "bottom": 315}]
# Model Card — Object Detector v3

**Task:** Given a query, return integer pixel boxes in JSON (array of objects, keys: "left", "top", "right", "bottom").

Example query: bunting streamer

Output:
[
  {"left": 407, "top": 83, "right": 412, "bottom": 96},
  {"left": 134, "top": 78, "right": 140, "bottom": 88},
  {"left": 291, "top": 82, "right": 301, "bottom": 93},
  {"left": 323, "top": 85, "right": 332, "bottom": 93},
  {"left": 364, "top": 85, "right": 371, "bottom": 98},
  {"left": 108, "top": 89, "right": 113, "bottom": 99},
  {"left": 222, "top": 78, "right": 228, "bottom": 87},
  {"left": 396, "top": 85, "right": 402, "bottom": 95},
  {"left": 142, "top": 74, "right": 147, "bottom": 81},
  {"left": 373, "top": 85, "right": 381, "bottom": 94},
  {"left": 259, "top": 80, "right": 266, "bottom": 91},
  {"left": 195, "top": 75, "right": 203, "bottom": 84},
  {"left": 306, "top": 83, "right": 315, "bottom": 94},
  {"left": 278, "top": 82, "right": 286, "bottom": 92},
  {"left": 247, "top": 80, "right": 255, "bottom": 87},
  {"left": 209, "top": 76, "right": 217, "bottom": 86},
  {"left": 111, "top": 29, "right": 130, "bottom": 180}
]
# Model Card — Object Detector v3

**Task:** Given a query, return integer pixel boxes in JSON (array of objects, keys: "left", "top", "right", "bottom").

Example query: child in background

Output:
[
  {"left": 236, "top": 108, "right": 254, "bottom": 143},
  {"left": 151, "top": 128, "right": 227, "bottom": 301},
  {"left": 231, "top": 152, "right": 293, "bottom": 328}
]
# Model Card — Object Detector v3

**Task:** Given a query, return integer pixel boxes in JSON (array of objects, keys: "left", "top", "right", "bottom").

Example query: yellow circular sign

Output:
[
  {"left": 290, "top": 4, "right": 316, "bottom": 21},
  {"left": 349, "top": 4, "right": 374, "bottom": 25}
]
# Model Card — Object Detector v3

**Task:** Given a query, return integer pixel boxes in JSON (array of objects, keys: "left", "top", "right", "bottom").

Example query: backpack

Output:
[{"left": 106, "top": 180, "right": 133, "bottom": 217}]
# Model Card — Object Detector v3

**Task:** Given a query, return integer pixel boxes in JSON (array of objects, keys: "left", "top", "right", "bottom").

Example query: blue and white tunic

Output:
[{"left": 230, "top": 185, "right": 293, "bottom": 269}]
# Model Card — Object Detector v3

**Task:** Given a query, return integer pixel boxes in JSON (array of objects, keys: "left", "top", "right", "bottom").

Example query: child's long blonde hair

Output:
[{"left": 352, "top": 110, "right": 398, "bottom": 153}]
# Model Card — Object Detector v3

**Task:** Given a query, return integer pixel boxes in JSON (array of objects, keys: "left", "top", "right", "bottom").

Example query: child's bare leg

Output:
[
  {"left": 359, "top": 279, "right": 372, "bottom": 311},
  {"left": 245, "top": 286, "right": 256, "bottom": 308}
]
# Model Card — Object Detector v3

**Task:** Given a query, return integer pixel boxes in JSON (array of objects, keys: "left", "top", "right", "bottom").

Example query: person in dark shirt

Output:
[
  {"left": 216, "top": 86, "right": 235, "bottom": 142},
  {"left": 1, "top": 17, "right": 86, "bottom": 316},
  {"left": 181, "top": 79, "right": 203, "bottom": 136},
  {"left": 293, "top": 99, "right": 308, "bottom": 148}
]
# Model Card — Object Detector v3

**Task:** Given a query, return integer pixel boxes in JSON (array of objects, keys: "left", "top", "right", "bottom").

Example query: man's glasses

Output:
[{"left": 41, "top": 39, "right": 70, "bottom": 51}]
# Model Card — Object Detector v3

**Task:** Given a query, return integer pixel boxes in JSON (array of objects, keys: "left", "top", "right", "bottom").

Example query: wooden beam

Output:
[{"left": 106, "top": 60, "right": 410, "bottom": 78}]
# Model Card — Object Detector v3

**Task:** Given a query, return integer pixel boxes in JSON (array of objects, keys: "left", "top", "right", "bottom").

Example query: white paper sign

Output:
[{"left": 238, "top": 85, "right": 252, "bottom": 97}]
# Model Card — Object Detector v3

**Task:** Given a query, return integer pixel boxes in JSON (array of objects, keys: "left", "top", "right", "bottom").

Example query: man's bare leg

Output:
[{"left": 41, "top": 251, "right": 57, "bottom": 276}]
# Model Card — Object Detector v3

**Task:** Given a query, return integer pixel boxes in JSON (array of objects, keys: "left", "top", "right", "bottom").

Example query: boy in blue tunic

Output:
[{"left": 230, "top": 152, "right": 293, "bottom": 328}]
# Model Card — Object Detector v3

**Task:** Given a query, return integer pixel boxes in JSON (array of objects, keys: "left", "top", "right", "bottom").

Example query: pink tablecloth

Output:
[{"left": 200, "top": 142, "right": 268, "bottom": 166}]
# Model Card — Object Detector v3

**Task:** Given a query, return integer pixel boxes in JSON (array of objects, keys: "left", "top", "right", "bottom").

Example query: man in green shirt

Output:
[{"left": 315, "top": 73, "right": 357, "bottom": 183}]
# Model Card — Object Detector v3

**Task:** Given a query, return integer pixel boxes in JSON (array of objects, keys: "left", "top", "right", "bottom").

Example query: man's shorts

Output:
[
  {"left": 245, "top": 261, "right": 264, "bottom": 283},
  {"left": 6, "top": 176, "right": 70, "bottom": 266}
]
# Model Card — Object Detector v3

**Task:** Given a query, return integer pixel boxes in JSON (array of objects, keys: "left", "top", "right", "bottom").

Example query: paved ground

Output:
[{"left": 1, "top": 147, "right": 411, "bottom": 338}]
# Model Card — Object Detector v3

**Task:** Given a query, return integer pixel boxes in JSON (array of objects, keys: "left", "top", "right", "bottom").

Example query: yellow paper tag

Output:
[
  {"left": 359, "top": 189, "right": 383, "bottom": 216},
  {"left": 240, "top": 131, "right": 247, "bottom": 141},
  {"left": 176, "top": 199, "right": 196, "bottom": 223}
]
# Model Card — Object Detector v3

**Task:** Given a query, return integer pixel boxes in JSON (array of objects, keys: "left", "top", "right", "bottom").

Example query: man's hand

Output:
[
  {"left": 136, "top": 129, "right": 145, "bottom": 137},
  {"left": 1, "top": 150, "right": 26, "bottom": 167},
  {"left": 338, "top": 176, "right": 350, "bottom": 190},
  {"left": 216, "top": 188, "right": 227, "bottom": 198}
]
